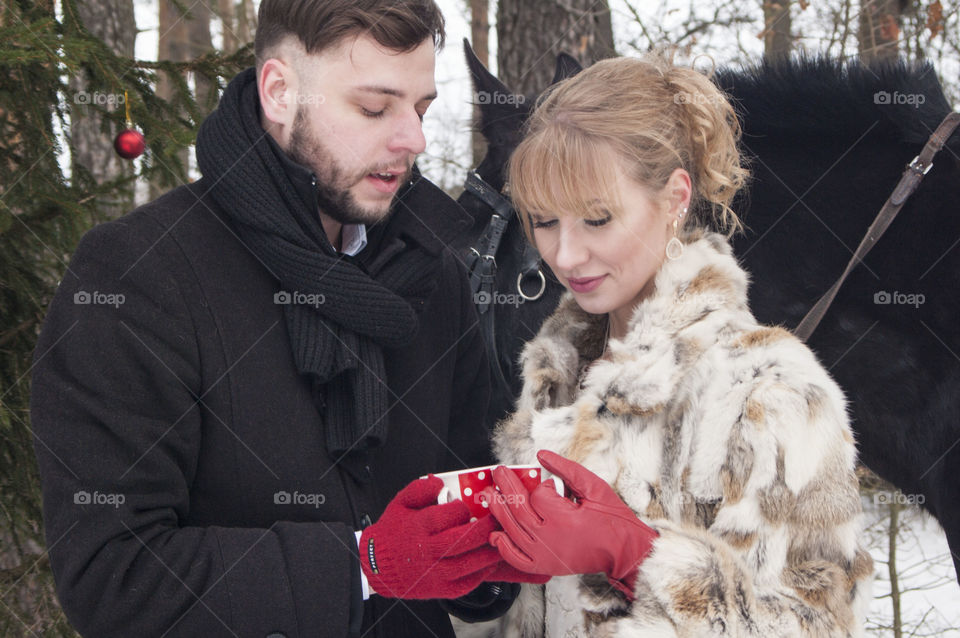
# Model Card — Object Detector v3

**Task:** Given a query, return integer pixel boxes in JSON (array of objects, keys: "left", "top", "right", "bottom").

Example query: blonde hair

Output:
[{"left": 509, "top": 53, "right": 748, "bottom": 240}]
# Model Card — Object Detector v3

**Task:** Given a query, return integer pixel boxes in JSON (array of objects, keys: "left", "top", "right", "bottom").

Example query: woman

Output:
[{"left": 481, "top": 54, "right": 873, "bottom": 637}]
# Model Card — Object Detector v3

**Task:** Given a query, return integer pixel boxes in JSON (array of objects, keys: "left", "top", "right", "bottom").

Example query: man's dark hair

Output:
[{"left": 255, "top": 0, "right": 445, "bottom": 70}]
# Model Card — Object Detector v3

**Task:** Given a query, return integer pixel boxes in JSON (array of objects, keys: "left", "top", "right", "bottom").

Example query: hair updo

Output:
[{"left": 509, "top": 53, "right": 749, "bottom": 238}]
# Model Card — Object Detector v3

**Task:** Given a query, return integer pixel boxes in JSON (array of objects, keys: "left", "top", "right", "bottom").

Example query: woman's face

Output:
[{"left": 531, "top": 164, "right": 678, "bottom": 321}]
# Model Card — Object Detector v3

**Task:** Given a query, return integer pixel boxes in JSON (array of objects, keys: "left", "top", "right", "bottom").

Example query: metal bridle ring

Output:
[{"left": 517, "top": 270, "right": 546, "bottom": 301}]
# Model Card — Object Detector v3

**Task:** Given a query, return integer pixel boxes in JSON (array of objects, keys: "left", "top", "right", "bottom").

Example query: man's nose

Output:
[{"left": 388, "top": 110, "right": 426, "bottom": 155}]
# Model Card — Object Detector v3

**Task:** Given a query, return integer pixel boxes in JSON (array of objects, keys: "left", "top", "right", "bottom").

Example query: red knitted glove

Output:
[
  {"left": 360, "top": 475, "right": 505, "bottom": 599},
  {"left": 485, "top": 450, "right": 658, "bottom": 599}
]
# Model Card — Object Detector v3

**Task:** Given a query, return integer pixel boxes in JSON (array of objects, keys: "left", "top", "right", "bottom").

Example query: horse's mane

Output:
[{"left": 715, "top": 56, "right": 954, "bottom": 148}]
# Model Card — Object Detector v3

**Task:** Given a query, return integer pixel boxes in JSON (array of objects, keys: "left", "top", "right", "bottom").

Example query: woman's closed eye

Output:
[
  {"left": 585, "top": 214, "right": 612, "bottom": 227},
  {"left": 531, "top": 217, "right": 558, "bottom": 229}
]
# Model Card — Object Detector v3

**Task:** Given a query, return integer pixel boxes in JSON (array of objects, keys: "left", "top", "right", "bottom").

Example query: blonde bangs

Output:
[{"left": 508, "top": 123, "right": 624, "bottom": 241}]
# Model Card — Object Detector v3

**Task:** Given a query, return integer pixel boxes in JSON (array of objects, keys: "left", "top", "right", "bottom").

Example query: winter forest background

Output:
[{"left": 1, "top": 0, "right": 959, "bottom": 635}]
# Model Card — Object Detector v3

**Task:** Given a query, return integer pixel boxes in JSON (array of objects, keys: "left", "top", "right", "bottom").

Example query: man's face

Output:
[{"left": 285, "top": 34, "right": 437, "bottom": 225}]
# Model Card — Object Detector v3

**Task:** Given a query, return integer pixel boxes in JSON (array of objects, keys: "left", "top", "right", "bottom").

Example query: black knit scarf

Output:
[{"left": 196, "top": 68, "right": 449, "bottom": 458}]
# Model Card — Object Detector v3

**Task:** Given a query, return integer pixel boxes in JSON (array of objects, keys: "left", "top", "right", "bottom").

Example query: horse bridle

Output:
[
  {"left": 463, "top": 171, "right": 546, "bottom": 302},
  {"left": 463, "top": 170, "right": 547, "bottom": 395}
]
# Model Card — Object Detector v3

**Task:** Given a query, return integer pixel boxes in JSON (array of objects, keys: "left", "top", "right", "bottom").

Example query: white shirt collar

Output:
[{"left": 340, "top": 223, "right": 368, "bottom": 256}]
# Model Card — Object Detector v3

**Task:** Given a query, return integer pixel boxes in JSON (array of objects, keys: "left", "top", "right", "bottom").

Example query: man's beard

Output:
[{"left": 287, "top": 108, "right": 411, "bottom": 226}]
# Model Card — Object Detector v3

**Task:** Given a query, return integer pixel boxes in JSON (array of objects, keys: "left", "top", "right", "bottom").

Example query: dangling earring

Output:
[{"left": 665, "top": 207, "right": 686, "bottom": 261}]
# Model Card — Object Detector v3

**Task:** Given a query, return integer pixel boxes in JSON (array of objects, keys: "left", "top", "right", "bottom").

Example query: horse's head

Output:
[{"left": 456, "top": 41, "right": 582, "bottom": 421}]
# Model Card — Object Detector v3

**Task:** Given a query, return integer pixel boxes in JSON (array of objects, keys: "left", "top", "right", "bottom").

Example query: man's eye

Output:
[{"left": 361, "top": 107, "right": 386, "bottom": 118}]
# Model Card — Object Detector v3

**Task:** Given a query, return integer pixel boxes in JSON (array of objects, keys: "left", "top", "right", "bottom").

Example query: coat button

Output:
[
  {"left": 360, "top": 513, "right": 372, "bottom": 528},
  {"left": 265, "top": 633, "right": 287, "bottom": 638}
]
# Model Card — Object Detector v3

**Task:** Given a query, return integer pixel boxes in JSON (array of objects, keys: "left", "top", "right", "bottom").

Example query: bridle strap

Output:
[
  {"left": 794, "top": 112, "right": 960, "bottom": 342},
  {"left": 464, "top": 171, "right": 515, "bottom": 221},
  {"left": 463, "top": 171, "right": 518, "bottom": 397},
  {"left": 464, "top": 172, "right": 513, "bottom": 311}
]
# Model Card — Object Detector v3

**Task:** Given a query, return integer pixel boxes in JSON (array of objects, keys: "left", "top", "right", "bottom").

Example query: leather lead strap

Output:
[{"left": 794, "top": 112, "right": 960, "bottom": 342}]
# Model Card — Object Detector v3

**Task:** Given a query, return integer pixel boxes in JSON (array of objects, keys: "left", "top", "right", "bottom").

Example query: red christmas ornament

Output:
[
  {"left": 114, "top": 128, "right": 145, "bottom": 159},
  {"left": 114, "top": 91, "right": 145, "bottom": 160}
]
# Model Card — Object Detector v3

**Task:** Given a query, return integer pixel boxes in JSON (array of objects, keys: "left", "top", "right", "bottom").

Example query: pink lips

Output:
[
  {"left": 567, "top": 275, "right": 606, "bottom": 293},
  {"left": 366, "top": 172, "right": 401, "bottom": 194}
]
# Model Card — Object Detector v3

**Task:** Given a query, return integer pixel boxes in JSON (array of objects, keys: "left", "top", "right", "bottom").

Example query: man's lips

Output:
[
  {"left": 364, "top": 166, "right": 411, "bottom": 194},
  {"left": 567, "top": 275, "right": 606, "bottom": 293},
  {"left": 365, "top": 169, "right": 407, "bottom": 193}
]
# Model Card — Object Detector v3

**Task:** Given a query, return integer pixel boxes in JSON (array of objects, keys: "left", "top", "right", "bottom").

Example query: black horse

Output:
[{"left": 455, "top": 41, "right": 960, "bottom": 583}]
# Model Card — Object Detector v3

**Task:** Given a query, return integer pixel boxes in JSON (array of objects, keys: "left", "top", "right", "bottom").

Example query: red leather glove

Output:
[
  {"left": 359, "top": 475, "right": 544, "bottom": 599},
  {"left": 486, "top": 561, "right": 550, "bottom": 584},
  {"left": 485, "top": 450, "right": 658, "bottom": 598}
]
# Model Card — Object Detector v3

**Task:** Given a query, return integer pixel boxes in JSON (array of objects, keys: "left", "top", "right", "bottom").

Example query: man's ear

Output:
[{"left": 259, "top": 58, "right": 298, "bottom": 137}]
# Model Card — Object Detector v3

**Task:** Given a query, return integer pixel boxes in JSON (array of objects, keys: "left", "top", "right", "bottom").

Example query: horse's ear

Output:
[
  {"left": 463, "top": 37, "right": 528, "bottom": 150},
  {"left": 552, "top": 53, "right": 583, "bottom": 84},
  {"left": 463, "top": 37, "right": 512, "bottom": 98}
]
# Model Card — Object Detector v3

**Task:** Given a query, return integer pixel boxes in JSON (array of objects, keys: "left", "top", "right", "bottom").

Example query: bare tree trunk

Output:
[
  {"left": 68, "top": 0, "right": 137, "bottom": 219},
  {"left": 470, "top": 0, "right": 489, "bottom": 167},
  {"left": 237, "top": 0, "right": 257, "bottom": 47},
  {"left": 218, "top": 0, "right": 238, "bottom": 54},
  {"left": 152, "top": 1, "right": 213, "bottom": 197},
  {"left": 888, "top": 496, "right": 903, "bottom": 638},
  {"left": 859, "top": 0, "right": 902, "bottom": 63},
  {"left": 496, "top": 0, "right": 615, "bottom": 97},
  {"left": 187, "top": 2, "right": 215, "bottom": 113},
  {"left": 762, "top": 0, "right": 793, "bottom": 60},
  {"left": 151, "top": 0, "right": 191, "bottom": 199}
]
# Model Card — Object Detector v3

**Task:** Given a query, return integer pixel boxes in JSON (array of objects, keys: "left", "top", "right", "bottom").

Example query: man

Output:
[{"left": 30, "top": 2, "right": 539, "bottom": 636}]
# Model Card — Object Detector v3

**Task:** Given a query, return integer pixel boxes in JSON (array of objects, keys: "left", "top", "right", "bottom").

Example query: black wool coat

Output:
[{"left": 29, "top": 169, "right": 493, "bottom": 637}]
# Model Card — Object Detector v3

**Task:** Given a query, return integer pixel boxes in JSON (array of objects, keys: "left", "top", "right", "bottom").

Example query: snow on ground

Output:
[{"left": 862, "top": 497, "right": 959, "bottom": 636}]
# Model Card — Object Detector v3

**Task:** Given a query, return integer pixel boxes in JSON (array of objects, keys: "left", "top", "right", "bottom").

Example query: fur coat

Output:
[{"left": 493, "top": 230, "right": 873, "bottom": 637}]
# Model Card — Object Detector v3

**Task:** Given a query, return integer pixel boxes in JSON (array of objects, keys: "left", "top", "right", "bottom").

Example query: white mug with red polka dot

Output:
[{"left": 427, "top": 465, "right": 565, "bottom": 520}]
